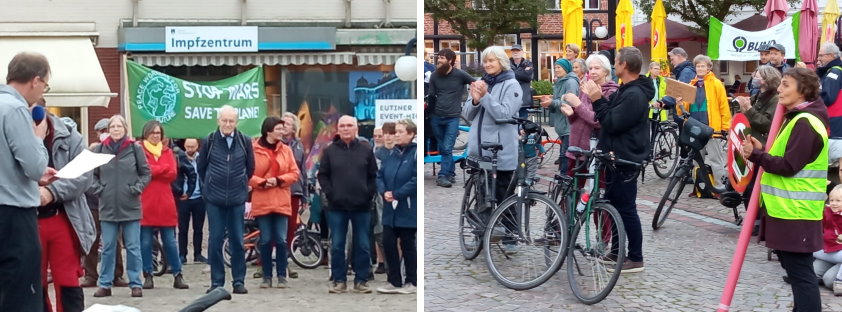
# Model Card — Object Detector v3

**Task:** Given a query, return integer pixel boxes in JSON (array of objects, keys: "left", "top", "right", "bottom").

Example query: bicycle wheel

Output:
[
  {"left": 567, "top": 202, "right": 626, "bottom": 304},
  {"left": 223, "top": 238, "right": 258, "bottom": 268},
  {"left": 153, "top": 237, "right": 168, "bottom": 276},
  {"left": 291, "top": 232, "right": 324, "bottom": 269},
  {"left": 652, "top": 128, "right": 679, "bottom": 179},
  {"left": 483, "top": 193, "right": 566, "bottom": 290},
  {"left": 459, "top": 175, "right": 484, "bottom": 260},
  {"left": 652, "top": 168, "right": 689, "bottom": 230}
]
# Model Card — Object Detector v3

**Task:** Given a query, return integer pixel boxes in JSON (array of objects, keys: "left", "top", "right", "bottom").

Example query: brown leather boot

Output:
[
  {"left": 93, "top": 287, "right": 111, "bottom": 297},
  {"left": 173, "top": 273, "right": 189, "bottom": 289}
]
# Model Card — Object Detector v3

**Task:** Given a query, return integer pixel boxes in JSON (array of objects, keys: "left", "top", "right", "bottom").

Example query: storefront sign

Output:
[
  {"left": 708, "top": 16, "right": 798, "bottom": 61},
  {"left": 375, "top": 99, "right": 416, "bottom": 127},
  {"left": 165, "top": 26, "right": 258, "bottom": 52},
  {"left": 127, "top": 60, "right": 266, "bottom": 138}
]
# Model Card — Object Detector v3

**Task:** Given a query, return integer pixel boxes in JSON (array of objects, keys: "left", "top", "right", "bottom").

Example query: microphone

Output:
[{"left": 31, "top": 105, "right": 46, "bottom": 125}]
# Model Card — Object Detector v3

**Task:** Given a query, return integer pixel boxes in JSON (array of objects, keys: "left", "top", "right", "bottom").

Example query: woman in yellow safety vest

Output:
[{"left": 741, "top": 67, "right": 829, "bottom": 311}]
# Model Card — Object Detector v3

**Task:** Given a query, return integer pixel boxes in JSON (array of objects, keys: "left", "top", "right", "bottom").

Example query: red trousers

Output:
[{"left": 39, "top": 212, "right": 82, "bottom": 312}]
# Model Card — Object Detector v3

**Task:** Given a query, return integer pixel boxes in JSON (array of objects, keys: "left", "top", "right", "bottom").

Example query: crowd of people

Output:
[
  {"left": 424, "top": 37, "right": 842, "bottom": 311},
  {"left": 0, "top": 51, "right": 417, "bottom": 312}
]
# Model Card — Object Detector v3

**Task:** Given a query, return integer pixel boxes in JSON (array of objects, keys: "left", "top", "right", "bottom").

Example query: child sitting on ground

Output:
[{"left": 814, "top": 184, "right": 842, "bottom": 295}]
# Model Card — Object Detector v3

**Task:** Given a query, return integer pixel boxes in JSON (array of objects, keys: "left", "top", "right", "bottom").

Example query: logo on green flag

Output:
[{"left": 127, "top": 60, "right": 266, "bottom": 138}]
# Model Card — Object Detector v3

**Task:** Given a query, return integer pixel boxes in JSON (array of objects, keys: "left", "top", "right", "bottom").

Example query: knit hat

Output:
[{"left": 555, "top": 58, "right": 573, "bottom": 74}]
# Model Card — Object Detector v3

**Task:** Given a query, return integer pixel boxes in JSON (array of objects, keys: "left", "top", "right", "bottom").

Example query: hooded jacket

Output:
[
  {"left": 376, "top": 142, "right": 417, "bottom": 228},
  {"left": 0, "top": 85, "right": 48, "bottom": 208},
  {"left": 566, "top": 81, "right": 618, "bottom": 160},
  {"left": 593, "top": 75, "right": 657, "bottom": 164},
  {"left": 549, "top": 72, "right": 581, "bottom": 137},
  {"left": 686, "top": 72, "right": 732, "bottom": 133},
  {"left": 249, "top": 139, "right": 300, "bottom": 217},
  {"left": 317, "top": 137, "right": 377, "bottom": 212},
  {"left": 140, "top": 143, "right": 178, "bottom": 227},
  {"left": 43, "top": 115, "right": 96, "bottom": 254},
  {"left": 673, "top": 60, "right": 696, "bottom": 83},
  {"left": 92, "top": 137, "right": 151, "bottom": 222},
  {"left": 463, "top": 70, "right": 522, "bottom": 171},
  {"left": 818, "top": 57, "right": 842, "bottom": 137}
]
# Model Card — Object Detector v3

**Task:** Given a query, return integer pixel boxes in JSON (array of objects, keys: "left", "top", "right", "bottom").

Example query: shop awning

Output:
[
  {"left": 356, "top": 53, "right": 405, "bottom": 65},
  {"left": 131, "top": 52, "right": 356, "bottom": 67},
  {"left": 0, "top": 37, "right": 116, "bottom": 107}
]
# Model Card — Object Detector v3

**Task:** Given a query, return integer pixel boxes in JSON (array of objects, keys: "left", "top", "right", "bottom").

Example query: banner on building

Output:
[
  {"left": 708, "top": 15, "right": 799, "bottom": 61},
  {"left": 126, "top": 60, "right": 266, "bottom": 138},
  {"left": 375, "top": 99, "right": 416, "bottom": 127}
]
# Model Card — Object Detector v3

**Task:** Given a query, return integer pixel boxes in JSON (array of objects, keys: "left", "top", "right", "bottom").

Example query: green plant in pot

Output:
[{"left": 531, "top": 80, "right": 552, "bottom": 96}]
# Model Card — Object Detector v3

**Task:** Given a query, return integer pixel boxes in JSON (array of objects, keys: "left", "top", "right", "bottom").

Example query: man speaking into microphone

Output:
[{"left": 0, "top": 52, "right": 56, "bottom": 312}]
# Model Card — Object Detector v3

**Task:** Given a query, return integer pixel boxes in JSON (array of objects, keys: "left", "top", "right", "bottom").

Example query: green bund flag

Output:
[{"left": 127, "top": 60, "right": 266, "bottom": 139}]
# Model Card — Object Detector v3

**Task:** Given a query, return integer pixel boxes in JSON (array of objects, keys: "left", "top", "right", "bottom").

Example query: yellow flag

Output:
[
  {"left": 651, "top": 0, "right": 669, "bottom": 76},
  {"left": 821, "top": 0, "right": 840, "bottom": 44},
  {"left": 562, "top": 0, "right": 583, "bottom": 54},
  {"left": 616, "top": 0, "right": 634, "bottom": 51}
]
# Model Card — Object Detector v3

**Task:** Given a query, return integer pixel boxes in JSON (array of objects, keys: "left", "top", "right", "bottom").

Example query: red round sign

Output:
[{"left": 727, "top": 113, "right": 755, "bottom": 193}]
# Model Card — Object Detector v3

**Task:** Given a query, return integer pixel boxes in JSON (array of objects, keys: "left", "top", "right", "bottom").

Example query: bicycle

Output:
[
  {"left": 651, "top": 115, "right": 743, "bottom": 230},
  {"left": 460, "top": 117, "right": 566, "bottom": 290},
  {"left": 642, "top": 107, "right": 680, "bottom": 179},
  {"left": 223, "top": 217, "right": 261, "bottom": 268},
  {"left": 290, "top": 201, "right": 326, "bottom": 269},
  {"left": 548, "top": 146, "right": 637, "bottom": 304}
]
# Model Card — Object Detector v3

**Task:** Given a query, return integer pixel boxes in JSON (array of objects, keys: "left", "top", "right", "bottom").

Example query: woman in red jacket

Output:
[
  {"left": 138, "top": 121, "right": 188, "bottom": 290},
  {"left": 250, "top": 117, "right": 300, "bottom": 289}
]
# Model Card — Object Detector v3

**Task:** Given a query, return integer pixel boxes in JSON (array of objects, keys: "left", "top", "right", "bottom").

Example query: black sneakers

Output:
[{"left": 436, "top": 176, "right": 452, "bottom": 188}]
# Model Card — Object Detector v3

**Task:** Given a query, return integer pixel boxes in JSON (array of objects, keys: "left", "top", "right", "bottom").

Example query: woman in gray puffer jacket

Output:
[
  {"left": 463, "top": 46, "right": 521, "bottom": 204},
  {"left": 91, "top": 115, "right": 151, "bottom": 298},
  {"left": 541, "top": 58, "right": 580, "bottom": 175}
]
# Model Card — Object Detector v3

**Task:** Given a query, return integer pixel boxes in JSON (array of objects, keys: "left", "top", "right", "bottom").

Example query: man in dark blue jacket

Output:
[
  {"left": 817, "top": 42, "right": 842, "bottom": 168},
  {"left": 173, "top": 138, "right": 205, "bottom": 265},
  {"left": 510, "top": 44, "right": 534, "bottom": 118},
  {"left": 585, "top": 47, "right": 655, "bottom": 274},
  {"left": 197, "top": 106, "right": 255, "bottom": 295},
  {"left": 669, "top": 47, "right": 696, "bottom": 83},
  {"left": 319, "top": 115, "right": 378, "bottom": 294}
]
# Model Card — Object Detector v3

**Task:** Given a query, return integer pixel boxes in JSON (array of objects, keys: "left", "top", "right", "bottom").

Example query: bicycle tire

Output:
[
  {"left": 291, "top": 232, "right": 324, "bottom": 269},
  {"left": 459, "top": 175, "right": 483, "bottom": 260},
  {"left": 483, "top": 193, "right": 566, "bottom": 290},
  {"left": 153, "top": 238, "right": 168, "bottom": 277},
  {"left": 223, "top": 238, "right": 259, "bottom": 268},
  {"left": 652, "top": 168, "right": 689, "bottom": 230},
  {"left": 652, "top": 128, "right": 679, "bottom": 179},
  {"left": 567, "top": 202, "right": 626, "bottom": 304}
]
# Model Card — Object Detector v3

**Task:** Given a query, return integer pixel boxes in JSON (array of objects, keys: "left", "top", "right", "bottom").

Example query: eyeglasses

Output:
[{"left": 39, "top": 77, "right": 50, "bottom": 93}]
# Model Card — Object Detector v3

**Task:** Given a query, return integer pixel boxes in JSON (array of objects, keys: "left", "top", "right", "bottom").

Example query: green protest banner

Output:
[{"left": 127, "top": 60, "right": 266, "bottom": 139}]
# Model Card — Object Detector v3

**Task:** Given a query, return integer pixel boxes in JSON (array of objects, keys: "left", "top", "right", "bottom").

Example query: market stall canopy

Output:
[
  {"left": 731, "top": 14, "right": 769, "bottom": 31},
  {"left": 0, "top": 37, "right": 116, "bottom": 107},
  {"left": 599, "top": 20, "right": 706, "bottom": 50}
]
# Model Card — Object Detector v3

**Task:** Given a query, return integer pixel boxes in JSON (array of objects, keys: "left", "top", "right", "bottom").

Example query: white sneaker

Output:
[
  {"left": 376, "top": 284, "right": 402, "bottom": 294},
  {"left": 397, "top": 284, "right": 416, "bottom": 294}
]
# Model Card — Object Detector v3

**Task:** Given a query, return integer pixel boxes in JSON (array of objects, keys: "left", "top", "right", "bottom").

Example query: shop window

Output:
[{"left": 538, "top": 40, "right": 564, "bottom": 81}]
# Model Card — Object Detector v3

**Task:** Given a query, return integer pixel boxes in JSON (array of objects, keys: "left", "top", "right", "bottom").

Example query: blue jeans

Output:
[
  {"left": 255, "top": 214, "right": 289, "bottom": 279},
  {"left": 430, "top": 115, "right": 460, "bottom": 178},
  {"left": 141, "top": 226, "right": 182, "bottom": 275},
  {"left": 328, "top": 210, "right": 371, "bottom": 284},
  {"left": 99, "top": 220, "right": 142, "bottom": 288},
  {"left": 206, "top": 203, "right": 246, "bottom": 287},
  {"left": 558, "top": 135, "right": 570, "bottom": 175}
]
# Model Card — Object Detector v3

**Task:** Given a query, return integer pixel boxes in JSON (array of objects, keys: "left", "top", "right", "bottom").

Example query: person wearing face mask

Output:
[
  {"left": 540, "top": 58, "right": 580, "bottom": 176},
  {"left": 509, "top": 44, "right": 534, "bottom": 118},
  {"left": 82, "top": 118, "right": 130, "bottom": 288},
  {"left": 681, "top": 55, "right": 732, "bottom": 188},
  {"left": 747, "top": 44, "right": 772, "bottom": 97}
]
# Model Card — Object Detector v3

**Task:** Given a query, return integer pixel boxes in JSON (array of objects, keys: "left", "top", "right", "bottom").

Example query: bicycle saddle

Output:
[
  {"left": 567, "top": 146, "right": 586, "bottom": 155},
  {"left": 481, "top": 143, "right": 503, "bottom": 151}
]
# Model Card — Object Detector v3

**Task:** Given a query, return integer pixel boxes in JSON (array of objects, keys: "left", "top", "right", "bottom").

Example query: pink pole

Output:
[{"left": 717, "top": 104, "right": 787, "bottom": 311}]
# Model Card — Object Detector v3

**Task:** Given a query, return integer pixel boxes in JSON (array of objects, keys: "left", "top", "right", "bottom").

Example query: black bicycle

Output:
[
  {"left": 644, "top": 108, "right": 680, "bottom": 179},
  {"left": 651, "top": 116, "right": 743, "bottom": 230}
]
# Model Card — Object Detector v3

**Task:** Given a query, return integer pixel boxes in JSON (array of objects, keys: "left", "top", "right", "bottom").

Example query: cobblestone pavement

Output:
[
  {"left": 423, "top": 145, "right": 842, "bottom": 311},
  {"left": 79, "top": 236, "right": 416, "bottom": 311}
]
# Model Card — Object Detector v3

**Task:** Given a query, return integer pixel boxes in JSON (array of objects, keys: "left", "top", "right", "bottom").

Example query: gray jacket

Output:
[
  {"left": 44, "top": 115, "right": 96, "bottom": 254},
  {"left": 92, "top": 138, "right": 151, "bottom": 222},
  {"left": 462, "top": 72, "right": 522, "bottom": 171},
  {"left": 0, "top": 85, "right": 48, "bottom": 208},
  {"left": 282, "top": 137, "right": 308, "bottom": 200},
  {"left": 549, "top": 73, "right": 580, "bottom": 137}
]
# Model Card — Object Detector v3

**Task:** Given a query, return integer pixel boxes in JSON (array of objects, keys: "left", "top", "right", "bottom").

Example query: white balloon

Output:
[{"left": 395, "top": 56, "right": 418, "bottom": 82}]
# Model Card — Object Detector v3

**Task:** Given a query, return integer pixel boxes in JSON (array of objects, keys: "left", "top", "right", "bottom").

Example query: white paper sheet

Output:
[{"left": 55, "top": 149, "right": 114, "bottom": 179}]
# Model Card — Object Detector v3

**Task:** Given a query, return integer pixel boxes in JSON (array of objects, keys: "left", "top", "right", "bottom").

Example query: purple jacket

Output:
[{"left": 566, "top": 81, "right": 619, "bottom": 160}]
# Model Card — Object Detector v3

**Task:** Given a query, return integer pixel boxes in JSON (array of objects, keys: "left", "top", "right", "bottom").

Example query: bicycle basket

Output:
[{"left": 679, "top": 116, "right": 713, "bottom": 151}]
